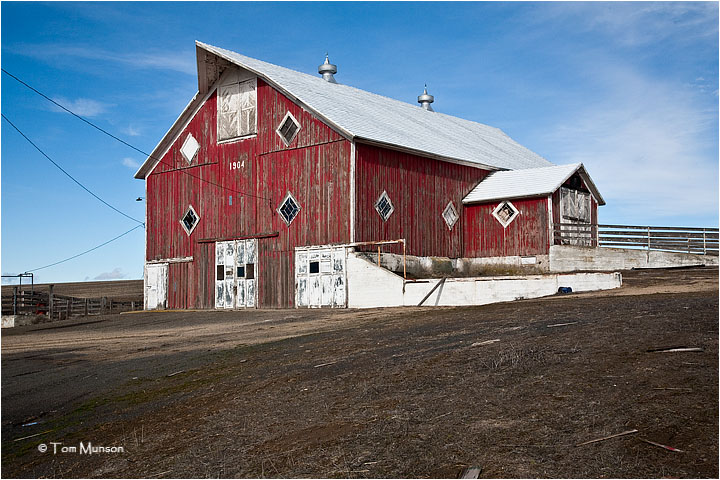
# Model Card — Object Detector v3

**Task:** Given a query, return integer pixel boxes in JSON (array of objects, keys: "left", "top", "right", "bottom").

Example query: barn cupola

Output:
[
  {"left": 417, "top": 85, "right": 434, "bottom": 111},
  {"left": 318, "top": 54, "right": 338, "bottom": 83}
]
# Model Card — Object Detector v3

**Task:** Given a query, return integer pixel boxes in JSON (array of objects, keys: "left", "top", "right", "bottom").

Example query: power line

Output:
[
  {"left": 2, "top": 68, "right": 273, "bottom": 203},
  {"left": 2, "top": 113, "right": 145, "bottom": 226},
  {"left": 26, "top": 224, "right": 144, "bottom": 272}
]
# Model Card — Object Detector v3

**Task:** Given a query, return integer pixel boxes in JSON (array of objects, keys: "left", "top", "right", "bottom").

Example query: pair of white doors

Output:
[
  {"left": 215, "top": 239, "right": 257, "bottom": 309},
  {"left": 295, "top": 246, "right": 347, "bottom": 308}
]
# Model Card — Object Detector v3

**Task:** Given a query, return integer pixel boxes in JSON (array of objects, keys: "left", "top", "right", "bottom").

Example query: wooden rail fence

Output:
[
  {"left": 554, "top": 223, "right": 719, "bottom": 256},
  {"left": 1, "top": 285, "right": 142, "bottom": 319}
]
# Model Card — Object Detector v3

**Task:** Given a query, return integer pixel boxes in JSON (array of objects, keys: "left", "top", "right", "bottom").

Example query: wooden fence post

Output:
[
  {"left": 67, "top": 298, "right": 72, "bottom": 318},
  {"left": 48, "top": 284, "right": 54, "bottom": 319},
  {"left": 84, "top": 298, "right": 89, "bottom": 317},
  {"left": 101, "top": 297, "right": 107, "bottom": 314},
  {"left": 12, "top": 286, "right": 17, "bottom": 315}
]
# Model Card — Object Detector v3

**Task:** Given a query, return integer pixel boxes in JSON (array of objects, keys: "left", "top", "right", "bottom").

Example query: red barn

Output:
[{"left": 135, "top": 42, "right": 605, "bottom": 309}]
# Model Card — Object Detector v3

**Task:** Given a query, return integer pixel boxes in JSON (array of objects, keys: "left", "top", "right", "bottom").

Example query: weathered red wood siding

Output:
[
  {"left": 463, "top": 197, "right": 550, "bottom": 257},
  {"left": 146, "top": 76, "right": 351, "bottom": 309},
  {"left": 354, "top": 143, "right": 488, "bottom": 257}
]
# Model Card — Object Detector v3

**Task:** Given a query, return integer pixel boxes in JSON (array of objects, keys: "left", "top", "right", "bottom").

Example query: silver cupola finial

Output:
[
  {"left": 318, "top": 54, "right": 338, "bottom": 83},
  {"left": 417, "top": 84, "right": 434, "bottom": 111}
]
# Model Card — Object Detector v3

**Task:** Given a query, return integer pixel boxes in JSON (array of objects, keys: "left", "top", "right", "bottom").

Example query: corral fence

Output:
[
  {"left": 1, "top": 285, "right": 143, "bottom": 319},
  {"left": 553, "top": 223, "right": 719, "bottom": 256}
]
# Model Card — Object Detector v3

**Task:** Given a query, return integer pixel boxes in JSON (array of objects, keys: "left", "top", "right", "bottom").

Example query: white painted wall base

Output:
[
  {"left": 346, "top": 252, "right": 622, "bottom": 309},
  {"left": 1, "top": 315, "right": 42, "bottom": 328},
  {"left": 549, "top": 245, "right": 718, "bottom": 272}
]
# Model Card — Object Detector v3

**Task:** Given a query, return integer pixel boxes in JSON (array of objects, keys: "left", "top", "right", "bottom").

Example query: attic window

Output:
[
  {"left": 218, "top": 77, "right": 257, "bottom": 141},
  {"left": 492, "top": 201, "right": 519, "bottom": 228},
  {"left": 180, "top": 205, "right": 200, "bottom": 235},
  {"left": 375, "top": 191, "right": 394, "bottom": 222},
  {"left": 442, "top": 201, "right": 459, "bottom": 230},
  {"left": 180, "top": 134, "right": 200, "bottom": 164},
  {"left": 276, "top": 112, "right": 301, "bottom": 146},
  {"left": 278, "top": 192, "right": 301, "bottom": 226}
]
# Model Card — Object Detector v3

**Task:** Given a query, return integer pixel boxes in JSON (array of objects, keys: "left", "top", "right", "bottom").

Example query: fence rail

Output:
[
  {"left": 1, "top": 286, "right": 142, "bottom": 319},
  {"left": 553, "top": 223, "right": 719, "bottom": 256}
]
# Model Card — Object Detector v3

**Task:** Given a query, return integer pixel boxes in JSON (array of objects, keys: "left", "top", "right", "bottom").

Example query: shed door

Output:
[
  {"left": 215, "top": 239, "right": 258, "bottom": 309},
  {"left": 560, "top": 187, "right": 593, "bottom": 246},
  {"left": 295, "top": 246, "right": 347, "bottom": 308},
  {"left": 144, "top": 263, "right": 167, "bottom": 310}
]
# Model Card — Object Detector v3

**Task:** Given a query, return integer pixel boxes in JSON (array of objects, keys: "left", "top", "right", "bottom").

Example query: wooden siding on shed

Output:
[
  {"left": 354, "top": 143, "right": 488, "bottom": 257},
  {"left": 146, "top": 75, "right": 351, "bottom": 309},
  {"left": 463, "top": 197, "right": 550, "bottom": 257}
]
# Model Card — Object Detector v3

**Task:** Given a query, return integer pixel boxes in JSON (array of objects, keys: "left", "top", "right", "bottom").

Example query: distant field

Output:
[{"left": 1, "top": 280, "right": 143, "bottom": 301}]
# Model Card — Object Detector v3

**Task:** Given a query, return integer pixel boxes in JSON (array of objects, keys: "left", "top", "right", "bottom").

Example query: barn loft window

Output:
[
  {"left": 492, "top": 201, "right": 519, "bottom": 228},
  {"left": 278, "top": 192, "right": 301, "bottom": 226},
  {"left": 218, "top": 77, "right": 257, "bottom": 142},
  {"left": 442, "top": 201, "right": 459, "bottom": 230},
  {"left": 180, "top": 133, "right": 200, "bottom": 164},
  {"left": 180, "top": 205, "right": 200, "bottom": 235},
  {"left": 375, "top": 191, "right": 394, "bottom": 222},
  {"left": 276, "top": 111, "right": 301, "bottom": 146}
]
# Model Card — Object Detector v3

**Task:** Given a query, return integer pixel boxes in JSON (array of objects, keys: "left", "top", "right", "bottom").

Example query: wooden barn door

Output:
[
  {"left": 560, "top": 187, "right": 593, "bottom": 246},
  {"left": 215, "top": 239, "right": 258, "bottom": 309},
  {"left": 144, "top": 263, "right": 168, "bottom": 310}
]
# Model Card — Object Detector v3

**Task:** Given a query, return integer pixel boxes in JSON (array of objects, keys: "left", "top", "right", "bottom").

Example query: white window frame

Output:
[
  {"left": 275, "top": 111, "right": 302, "bottom": 147},
  {"left": 217, "top": 76, "right": 257, "bottom": 143},
  {"left": 277, "top": 191, "right": 301, "bottom": 226},
  {"left": 180, "top": 133, "right": 200, "bottom": 164},
  {"left": 492, "top": 200, "right": 519, "bottom": 228},
  {"left": 180, "top": 205, "right": 200, "bottom": 236},
  {"left": 374, "top": 190, "right": 395, "bottom": 222},
  {"left": 442, "top": 201, "right": 459, "bottom": 230}
]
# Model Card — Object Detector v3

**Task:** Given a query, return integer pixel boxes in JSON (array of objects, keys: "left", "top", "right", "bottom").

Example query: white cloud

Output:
[
  {"left": 12, "top": 44, "right": 196, "bottom": 75},
  {"left": 122, "top": 125, "right": 142, "bottom": 137},
  {"left": 50, "top": 96, "right": 110, "bottom": 117},
  {"left": 544, "top": 65, "right": 718, "bottom": 224},
  {"left": 94, "top": 267, "right": 127, "bottom": 280},
  {"left": 121, "top": 157, "right": 141, "bottom": 169}
]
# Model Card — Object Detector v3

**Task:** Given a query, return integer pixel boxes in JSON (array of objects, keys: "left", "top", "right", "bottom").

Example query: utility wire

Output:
[
  {"left": 2, "top": 113, "right": 145, "bottom": 226},
  {"left": 26, "top": 224, "right": 144, "bottom": 272},
  {"left": 2, "top": 68, "right": 273, "bottom": 203}
]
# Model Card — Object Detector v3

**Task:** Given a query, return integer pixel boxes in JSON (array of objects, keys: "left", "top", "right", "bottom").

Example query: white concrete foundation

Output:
[
  {"left": 549, "top": 245, "right": 718, "bottom": 272},
  {"left": 346, "top": 252, "right": 622, "bottom": 309}
]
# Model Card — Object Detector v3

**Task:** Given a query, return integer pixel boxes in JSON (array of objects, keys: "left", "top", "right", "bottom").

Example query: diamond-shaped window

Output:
[
  {"left": 180, "top": 205, "right": 200, "bottom": 235},
  {"left": 278, "top": 192, "right": 301, "bottom": 226},
  {"left": 492, "top": 201, "right": 519, "bottom": 228},
  {"left": 442, "top": 201, "right": 459, "bottom": 230},
  {"left": 276, "top": 112, "right": 301, "bottom": 146},
  {"left": 180, "top": 134, "right": 200, "bottom": 164},
  {"left": 375, "top": 191, "right": 394, "bottom": 221}
]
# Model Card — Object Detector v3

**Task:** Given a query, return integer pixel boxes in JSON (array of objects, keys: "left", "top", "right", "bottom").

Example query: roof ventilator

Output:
[
  {"left": 318, "top": 54, "right": 338, "bottom": 83},
  {"left": 418, "top": 85, "right": 434, "bottom": 111}
]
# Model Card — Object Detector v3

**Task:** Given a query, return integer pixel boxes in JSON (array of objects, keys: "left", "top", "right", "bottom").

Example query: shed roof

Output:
[
  {"left": 135, "top": 42, "right": 553, "bottom": 178},
  {"left": 462, "top": 163, "right": 606, "bottom": 205}
]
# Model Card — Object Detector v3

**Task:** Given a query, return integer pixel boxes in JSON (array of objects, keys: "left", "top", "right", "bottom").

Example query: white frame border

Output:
[
  {"left": 492, "top": 200, "right": 519, "bottom": 228},
  {"left": 180, "top": 204, "right": 200, "bottom": 236},
  {"left": 374, "top": 190, "right": 395, "bottom": 222},
  {"left": 442, "top": 201, "right": 459, "bottom": 230},
  {"left": 277, "top": 191, "right": 301, "bottom": 226},
  {"left": 275, "top": 111, "right": 302, "bottom": 147}
]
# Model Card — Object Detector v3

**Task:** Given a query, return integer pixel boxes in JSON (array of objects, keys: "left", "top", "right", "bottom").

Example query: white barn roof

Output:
[
  {"left": 463, "top": 163, "right": 606, "bottom": 205},
  {"left": 136, "top": 42, "right": 553, "bottom": 178}
]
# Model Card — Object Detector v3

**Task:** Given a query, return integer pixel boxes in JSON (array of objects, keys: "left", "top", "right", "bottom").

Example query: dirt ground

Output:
[{"left": 1, "top": 267, "right": 717, "bottom": 478}]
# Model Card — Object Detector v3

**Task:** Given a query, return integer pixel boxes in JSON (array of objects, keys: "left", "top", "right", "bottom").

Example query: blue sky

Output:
[{"left": 1, "top": 1, "right": 718, "bottom": 284}]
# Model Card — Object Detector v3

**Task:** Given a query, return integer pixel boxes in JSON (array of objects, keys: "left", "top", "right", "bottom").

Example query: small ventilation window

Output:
[
  {"left": 276, "top": 112, "right": 301, "bottom": 146},
  {"left": 278, "top": 192, "right": 301, "bottom": 226},
  {"left": 442, "top": 201, "right": 459, "bottom": 230},
  {"left": 375, "top": 191, "right": 394, "bottom": 222},
  {"left": 180, "top": 133, "right": 200, "bottom": 164},
  {"left": 180, "top": 205, "right": 200, "bottom": 235},
  {"left": 492, "top": 201, "right": 519, "bottom": 228}
]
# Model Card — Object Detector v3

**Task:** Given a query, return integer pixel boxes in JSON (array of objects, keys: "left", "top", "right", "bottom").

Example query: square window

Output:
[
  {"left": 278, "top": 192, "right": 301, "bottom": 226},
  {"left": 246, "top": 264, "right": 255, "bottom": 280},
  {"left": 218, "top": 77, "right": 257, "bottom": 142},
  {"left": 375, "top": 191, "right": 394, "bottom": 221},
  {"left": 442, "top": 201, "right": 459, "bottom": 230},
  {"left": 492, "top": 201, "right": 519, "bottom": 228},
  {"left": 216, "top": 265, "right": 224, "bottom": 281},
  {"left": 309, "top": 261, "right": 320, "bottom": 274},
  {"left": 180, "top": 133, "right": 200, "bottom": 164},
  {"left": 237, "top": 265, "right": 245, "bottom": 278},
  {"left": 276, "top": 112, "right": 301, "bottom": 146},
  {"left": 180, "top": 205, "right": 200, "bottom": 235}
]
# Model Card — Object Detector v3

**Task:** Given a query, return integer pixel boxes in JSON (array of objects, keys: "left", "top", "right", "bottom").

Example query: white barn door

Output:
[
  {"left": 295, "top": 246, "right": 347, "bottom": 308},
  {"left": 215, "top": 239, "right": 258, "bottom": 309},
  {"left": 144, "top": 263, "right": 168, "bottom": 310}
]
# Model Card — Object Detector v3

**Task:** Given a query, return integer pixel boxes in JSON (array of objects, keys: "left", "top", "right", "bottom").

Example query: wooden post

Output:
[
  {"left": 377, "top": 246, "right": 381, "bottom": 267},
  {"left": 101, "top": 297, "right": 107, "bottom": 314},
  {"left": 109, "top": 299, "right": 113, "bottom": 313},
  {"left": 403, "top": 240, "right": 407, "bottom": 280},
  {"left": 131, "top": 301, "right": 135, "bottom": 311},
  {"left": 84, "top": 298, "right": 89, "bottom": 317},
  {"left": 67, "top": 297, "right": 72, "bottom": 317},
  {"left": 703, "top": 228, "right": 707, "bottom": 255},
  {"left": 12, "top": 286, "right": 17, "bottom": 315},
  {"left": 647, "top": 226, "right": 651, "bottom": 251},
  {"left": 48, "top": 284, "right": 54, "bottom": 319}
]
